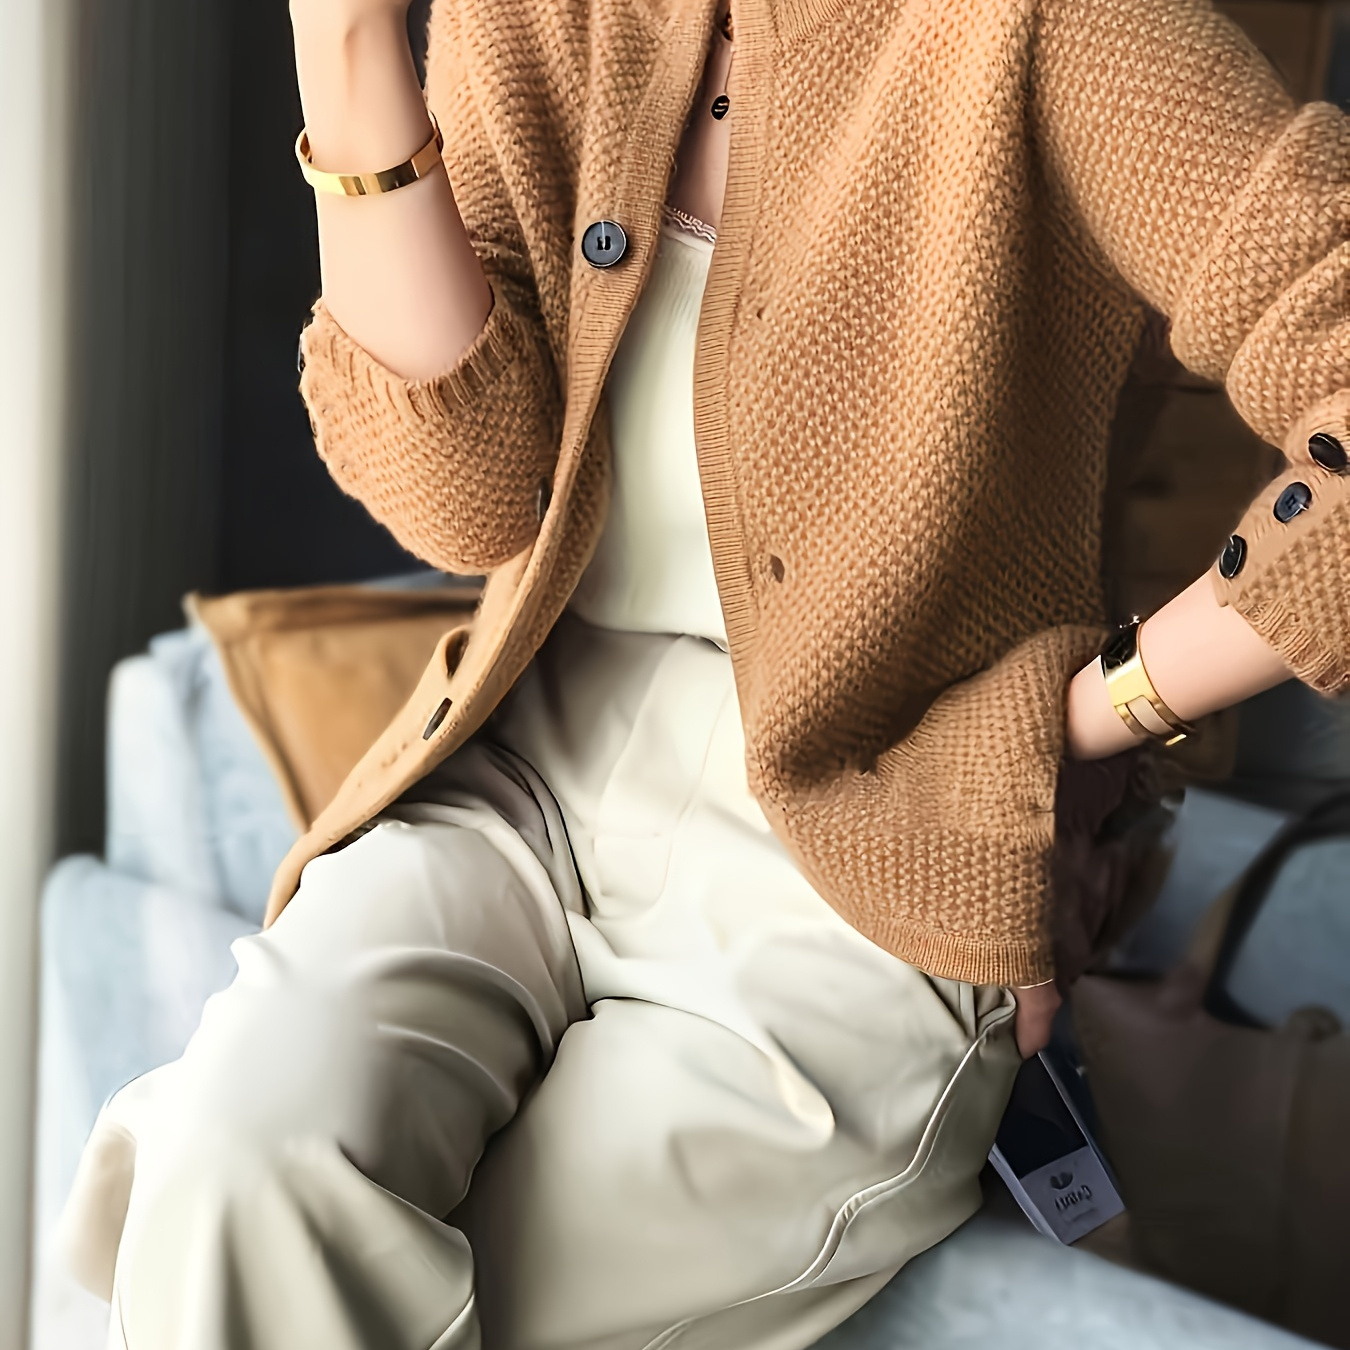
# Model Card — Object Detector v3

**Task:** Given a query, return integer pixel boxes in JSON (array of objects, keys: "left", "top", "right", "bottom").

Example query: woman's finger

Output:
[{"left": 1011, "top": 982, "right": 1063, "bottom": 1059}]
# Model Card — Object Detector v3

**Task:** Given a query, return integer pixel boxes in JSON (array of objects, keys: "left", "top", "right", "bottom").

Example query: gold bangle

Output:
[
  {"left": 295, "top": 112, "right": 444, "bottom": 197},
  {"left": 1098, "top": 619, "right": 1195, "bottom": 748}
]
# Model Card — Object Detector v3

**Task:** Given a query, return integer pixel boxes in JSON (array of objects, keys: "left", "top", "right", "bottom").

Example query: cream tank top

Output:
[{"left": 566, "top": 210, "right": 727, "bottom": 649}]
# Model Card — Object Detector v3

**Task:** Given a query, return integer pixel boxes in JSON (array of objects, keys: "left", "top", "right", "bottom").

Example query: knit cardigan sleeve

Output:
[
  {"left": 1031, "top": 0, "right": 1350, "bottom": 695},
  {"left": 295, "top": 7, "right": 563, "bottom": 576}
]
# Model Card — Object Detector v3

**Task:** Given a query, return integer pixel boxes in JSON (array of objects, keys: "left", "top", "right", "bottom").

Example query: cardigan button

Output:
[
  {"left": 296, "top": 333, "right": 306, "bottom": 376},
  {"left": 1273, "top": 481, "right": 1313, "bottom": 524},
  {"left": 1217, "top": 533, "right": 1246, "bottom": 579},
  {"left": 422, "top": 697, "right": 452, "bottom": 741},
  {"left": 581, "top": 219, "right": 628, "bottom": 268},
  {"left": 1309, "top": 432, "right": 1347, "bottom": 473}
]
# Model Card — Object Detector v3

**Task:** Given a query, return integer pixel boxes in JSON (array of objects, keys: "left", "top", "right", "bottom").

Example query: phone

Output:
[{"left": 989, "top": 1049, "right": 1125, "bottom": 1244}]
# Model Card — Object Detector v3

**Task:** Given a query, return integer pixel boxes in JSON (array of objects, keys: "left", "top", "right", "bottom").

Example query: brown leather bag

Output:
[{"left": 1072, "top": 792, "right": 1350, "bottom": 1349}]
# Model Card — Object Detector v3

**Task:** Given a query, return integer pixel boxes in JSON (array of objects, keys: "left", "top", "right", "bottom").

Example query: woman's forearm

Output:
[
  {"left": 290, "top": 4, "right": 492, "bottom": 380},
  {"left": 1066, "top": 572, "right": 1295, "bottom": 760}
]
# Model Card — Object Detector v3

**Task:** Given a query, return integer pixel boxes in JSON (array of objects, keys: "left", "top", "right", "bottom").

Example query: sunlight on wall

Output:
[{"left": 0, "top": 0, "right": 73, "bottom": 1342}]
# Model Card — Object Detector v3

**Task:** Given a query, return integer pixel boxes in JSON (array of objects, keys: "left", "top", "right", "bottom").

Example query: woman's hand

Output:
[{"left": 1011, "top": 982, "right": 1062, "bottom": 1058}]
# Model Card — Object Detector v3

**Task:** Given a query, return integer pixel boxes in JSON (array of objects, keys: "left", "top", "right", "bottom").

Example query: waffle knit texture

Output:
[{"left": 290, "top": 0, "right": 1350, "bottom": 985}]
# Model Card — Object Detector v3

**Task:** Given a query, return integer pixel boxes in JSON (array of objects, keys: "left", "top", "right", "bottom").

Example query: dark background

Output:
[
  {"left": 55, "top": 0, "right": 435, "bottom": 854},
  {"left": 218, "top": 0, "right": 435, "bottom": 593}
]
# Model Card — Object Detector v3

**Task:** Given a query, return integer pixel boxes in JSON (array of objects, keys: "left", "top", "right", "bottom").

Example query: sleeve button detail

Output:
[
  {"left": 1309, "top": 432, "right": 1347, "bottom": 473},
  {"left": 1217, "top": 533, "right": 1247, "bottom": 579},
  {"left": 1273, "top": 482, "right": 1313, "bottom": 524}
]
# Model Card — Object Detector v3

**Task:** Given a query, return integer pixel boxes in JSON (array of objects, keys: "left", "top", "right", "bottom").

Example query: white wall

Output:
[{"left": 0, "top": 0, "right": 73, "bottom": 1342}]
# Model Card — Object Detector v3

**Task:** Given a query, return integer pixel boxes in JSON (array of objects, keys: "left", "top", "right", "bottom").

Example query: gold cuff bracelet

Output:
[
  {"left": 1099, "top": 619, "right": 1195, "bottom": 748},
  {"left": 296, "top": 113, "right": 444, "bottom": 197}
]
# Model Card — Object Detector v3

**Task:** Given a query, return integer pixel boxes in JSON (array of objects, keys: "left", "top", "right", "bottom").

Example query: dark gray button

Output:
[
  {"left": 1218, "top": 533, "right": 1246, "bottom": 579},
  {"left": 297, "top": 333, "right": 306, "bottom": 376},
  {"left": 422, "top": 697, "right": 452, "bottom": 741},
  {"left": 536, "top": 477, "right": 552, "bottom": 523},
  {"left": 581, "top": 219, "right": 628, "bottom": 269},
  {"left": 1274, "top": 481, "right": 1313, "bottom": 523},
  {"left": 1309, "top": 433, "right": 1347, "bottom": 473}
]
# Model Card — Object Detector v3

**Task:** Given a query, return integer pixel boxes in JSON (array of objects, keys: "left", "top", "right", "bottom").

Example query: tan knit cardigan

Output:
[{"left": 283, "top": 0, "right": 1350, "bottom": 985}]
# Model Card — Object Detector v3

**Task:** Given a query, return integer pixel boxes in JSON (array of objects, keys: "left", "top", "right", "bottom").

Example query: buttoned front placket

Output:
[
  {"left": 513, "top": 0, "right": 774, "bottom": 681},
  {"left": 690, "top": 0, "right": 772, "bottom": 688}
]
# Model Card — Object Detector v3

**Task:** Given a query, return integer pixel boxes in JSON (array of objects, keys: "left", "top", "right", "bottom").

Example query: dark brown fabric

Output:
[{"left": 1049, "top": 748, "right": 1176, "bottom": 990}]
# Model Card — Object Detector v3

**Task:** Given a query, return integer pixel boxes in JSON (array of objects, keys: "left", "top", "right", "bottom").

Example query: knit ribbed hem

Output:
[
  {"left": 869, "top": 917, "right": 1054, "bottom": 988},
  {"left": 791, "top": 823, "right": 1061, "bottom": 988}
]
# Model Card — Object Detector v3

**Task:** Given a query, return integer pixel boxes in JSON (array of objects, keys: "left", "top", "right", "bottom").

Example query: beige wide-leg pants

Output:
[{"left": 61, "top": 613, "right": 1022, "bottom": 1350}]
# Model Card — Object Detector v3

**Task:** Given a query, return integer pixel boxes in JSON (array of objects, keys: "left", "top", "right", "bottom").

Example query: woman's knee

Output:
[
  {"left": 63, "top": 1070, "right": 348, "bottom": 1307},
  {"left": 147, "top": 926, "right": 527, "bottom": 1223},
  {"left": 109, "top": 1118, "right": 481, "bottom": 1350}
]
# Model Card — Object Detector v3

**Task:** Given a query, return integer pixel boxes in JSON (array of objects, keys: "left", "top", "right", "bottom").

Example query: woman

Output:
[{"left": 62, "top": 0, "right": 1348, "bottom": 1345}]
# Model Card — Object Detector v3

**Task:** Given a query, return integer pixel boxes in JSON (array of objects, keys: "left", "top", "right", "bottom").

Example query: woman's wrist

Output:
[
  {"left": 1065, "top": 573, "right": 1296, "bottom": 761},
  {"left": 1132, "top": 574, "right": 1293, "bottom": 723}
]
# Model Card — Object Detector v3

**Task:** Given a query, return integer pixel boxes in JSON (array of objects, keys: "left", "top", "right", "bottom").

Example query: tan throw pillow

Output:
[{"left": 187, "top": 580, "right": 483, "bottom": 829}]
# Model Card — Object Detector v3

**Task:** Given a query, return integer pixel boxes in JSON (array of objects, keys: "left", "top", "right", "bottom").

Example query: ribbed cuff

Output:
[
  {"left": 1212, "top": 388, "right": 1350, "bottom": 698},
  {"left": 299, "top": 273, "right": 526, "bottom": 429}
]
